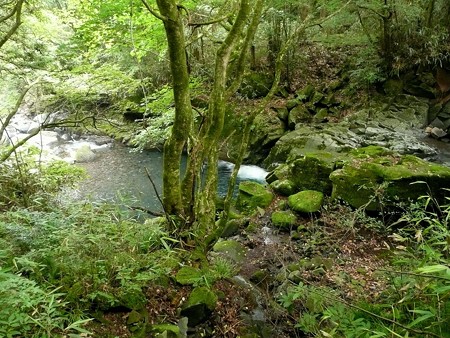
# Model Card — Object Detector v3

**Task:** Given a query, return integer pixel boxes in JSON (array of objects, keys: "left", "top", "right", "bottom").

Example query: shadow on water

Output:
[{"left": 73, "top": 143, "right": 267, "bottom": 213}]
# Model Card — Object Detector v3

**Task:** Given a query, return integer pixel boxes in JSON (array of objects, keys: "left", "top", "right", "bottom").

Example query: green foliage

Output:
[
  {"left": 175, "top": 257, "right": 237, "bottom": 288},
  {"left": 0, "top": 202, "right": 180, "bottom": 312},
  {"left": 0, "top": 269, "right": 91, "bottom": 338},
  {"left": 0, "top": 149, "right": 86, "bottom": 210}
]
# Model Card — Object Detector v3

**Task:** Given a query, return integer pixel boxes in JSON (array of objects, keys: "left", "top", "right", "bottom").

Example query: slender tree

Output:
[{"left": 143, "top": 0, "right": 264, "bottom": 245}]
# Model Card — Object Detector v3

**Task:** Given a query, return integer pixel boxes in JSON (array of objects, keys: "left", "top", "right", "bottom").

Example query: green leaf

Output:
[
  {"left": 408, "top": 309, "right": 434, "bottom": 328},
  {"left": 416, "top": 265, "right": 449, "bottom": 274}
]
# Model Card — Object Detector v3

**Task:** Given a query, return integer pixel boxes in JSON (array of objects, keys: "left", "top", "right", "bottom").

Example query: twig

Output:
[{"left": 127, "top": 205, "right": 163, "bottom": 217}]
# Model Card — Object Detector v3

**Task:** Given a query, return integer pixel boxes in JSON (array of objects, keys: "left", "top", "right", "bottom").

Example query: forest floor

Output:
[{"left": 87, "top": 198, "right": 394, "bottom": 338}]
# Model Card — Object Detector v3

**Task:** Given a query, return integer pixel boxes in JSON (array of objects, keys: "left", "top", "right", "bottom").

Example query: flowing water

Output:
[
  {"left": 73, "top": 144, "right": 268, "bottom": 212},
  {"left": 2, "top": 110, "right": 268, "bottom": 211}
]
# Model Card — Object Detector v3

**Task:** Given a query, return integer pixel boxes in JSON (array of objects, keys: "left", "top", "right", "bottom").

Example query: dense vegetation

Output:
[{"left": 1, "top": 0, "right": 450, "bottom": 337}]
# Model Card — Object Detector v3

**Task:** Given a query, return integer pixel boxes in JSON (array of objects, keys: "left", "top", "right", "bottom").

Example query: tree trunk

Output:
[
  {"left": 425, "top": 0, "right": 436, "bottom": 28},
  {"left": 155, "top": 0, "right": 193, "bottom": 219}
]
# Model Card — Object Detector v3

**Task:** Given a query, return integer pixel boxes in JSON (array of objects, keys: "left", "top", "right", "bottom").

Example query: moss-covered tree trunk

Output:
[
  {"left": 153, "top": 0, "right": 193, "bottom": 219},
  {"left": 149, "top": 0, "right": 264, "bottom": 245}
]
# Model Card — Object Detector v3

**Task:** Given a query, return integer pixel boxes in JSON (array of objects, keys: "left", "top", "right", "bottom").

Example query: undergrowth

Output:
[{"left": 279, "top": 196, "right": 450, "bottom": 338}]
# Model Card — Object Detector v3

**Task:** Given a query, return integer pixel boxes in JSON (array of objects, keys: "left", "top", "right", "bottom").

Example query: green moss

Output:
[
  {"left": 330, "top": 153, "right": 450, "bottom": 210},
  {"left": 180, "top": 286, "right": 218, "bottom": 327},
  {"left": 236, "top": 181, "right": 273, "bottom": 212},
  {"left": 350, "top": 145, "right": 393, "bottom": 158},
  {"left": 175, "top": 266, "right": 203, "bottom": 285},
  {"left": 288, "top": 190, "right": 324, "bottom": 213},
  {"left": 270, "top": 179, "right": 296, "bottom": 196},
  {"left": 212, "top": 240, "right": 247, "bottom": 264},
  {"left": 271, "top": 211, "right": 297, "bottom": 229},
  {"left": 289, "top": 152, "right": 337, "bottom": 194},
  {"left": 184, "top": 286, "right": 217, "bottom": 311}
]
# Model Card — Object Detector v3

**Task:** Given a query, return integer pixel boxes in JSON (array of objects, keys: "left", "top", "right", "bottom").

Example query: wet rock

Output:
[
  {"left": 430, "top": 118, "right": 446, "bottom": 129},
  {"left": 74, "top": 144, "right": 96, "bottom": 163},
  {"left": 288, "top": 190, "right": 324, "bottom": 213},
  {"left": 89, "top": 135, "right": 112, "bottom": 146}
]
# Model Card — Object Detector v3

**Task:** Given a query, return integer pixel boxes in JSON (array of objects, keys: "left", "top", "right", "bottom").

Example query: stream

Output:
[
  {"left": 74, "top": 144, "right": 268, "bottom": 212},
  {"left": 4, "top": 108, "right": 450, "bottom": 213},
  {"left": 1, "top": 110, "right": 268, "bottom": 211}
]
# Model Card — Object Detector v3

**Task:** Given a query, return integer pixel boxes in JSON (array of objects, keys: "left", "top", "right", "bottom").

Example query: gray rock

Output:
[
  {"left": 431, "top": 127, "right": 447, "bottom": 139},
  {"left": 430, "top": 118, "right": 446, "bottom": 129},
  {"left": 74, "top": 144, "right": 97, "bottom": 163}
]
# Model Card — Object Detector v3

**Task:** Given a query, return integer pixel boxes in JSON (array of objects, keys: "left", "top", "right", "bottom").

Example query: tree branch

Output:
[
  {"left": 226, "top": 0, "right": 264, "bottom": 98},
  {"left": 0, "top": 79, "right": 38, "bottom": 141},
  {"left": 141, "top": 0, "right": 168, "bottom": 21},
  {"left": 0, "top": 0, "right": 24, "bottom": 49},
  {"left": 188, "top": 13, "right": 232, "bottom": 27},
  {"left": 0, "top": 1, "right": 18, "bottom": 24}
]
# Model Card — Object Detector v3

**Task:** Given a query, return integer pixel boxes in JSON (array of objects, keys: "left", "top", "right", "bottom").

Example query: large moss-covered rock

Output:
[
  {"left": 288, "top": 190, "right": 324, "bottom": 213},
  {"left": 330, "top": 154, "right": 450, "bottom": 210},
  {"left": 271, "top": 211, "right": 297, "bottom": 229},
  {"left": 180, "top": 287, "right": 218, "bottom": 327},
  {"left": 236, "top": 181, "right": 274, "bottom": 212},
  {"left": 266, "top": 151, "right": 341, "bottom": 195},
  {"left": 288, "top": 105, "right": 312, "bottom": 128},
  {"left": 289, "top": 152, "right": 337, "bottom": 194},
  {"left": 247, "top": 111, "right": 286, "bottom": 163}
]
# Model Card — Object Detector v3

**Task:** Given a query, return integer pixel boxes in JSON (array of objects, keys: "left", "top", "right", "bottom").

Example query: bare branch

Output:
[
  {"left": 0, "top": 1, "right": 18, "bottom": 24},
  {"left": 188, "top": 13, "right": 231, "bottom": 27},
  {"left": 141, "top": 0, "right": 168, "bottom": 21}
]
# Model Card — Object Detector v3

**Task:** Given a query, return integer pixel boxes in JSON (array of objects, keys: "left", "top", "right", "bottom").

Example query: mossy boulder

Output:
[
  {"left": 269, "top": 179, "right": 296, "bottom": 196},
  {"left": 266, "top": 151, "right": 341, "bottom": 195},
  {"left": 288, "top": 190, "right": 324, "bottom": 213},
  {"left": 289, "top": 152, "right": 337, "bottom": 194},
  {"left": 271, "top": 211, "right": 297, "bottom": 229},
  {"left": 330, "top": 154, "right": 450, "bottom": 210},
  {"left": 180, "top": 286, "right": 218, "bottom": 327},
  {"left": 221, "top": 217, "right": 248, "bottom": 238},
  {"left": 212, "top": 240, "right": 247, "bottom": 264},
  {"left": 236, "top": 181, "right": 273, "bottom": 213},
  {"left": 74, "top": 144, "right": 96, "bottom": 163},
  {"left": 288, "top": 105, "right": 312, "bottom": 128}
]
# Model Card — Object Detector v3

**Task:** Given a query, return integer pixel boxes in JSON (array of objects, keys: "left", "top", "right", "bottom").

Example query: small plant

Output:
[{"left": 0, "top": 269, "right": 91, "bottom": 337}]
